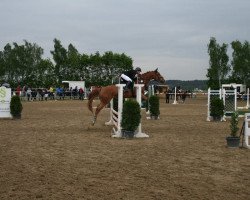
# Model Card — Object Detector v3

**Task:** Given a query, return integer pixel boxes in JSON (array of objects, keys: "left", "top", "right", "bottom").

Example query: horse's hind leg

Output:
[{"left": 92, "top": 102, "right": 107, "bottom": 125}]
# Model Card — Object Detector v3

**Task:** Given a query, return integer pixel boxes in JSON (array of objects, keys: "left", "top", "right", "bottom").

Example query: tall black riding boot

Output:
[{"left": 125, "top": 82, "right": 131, "bottom": 90}]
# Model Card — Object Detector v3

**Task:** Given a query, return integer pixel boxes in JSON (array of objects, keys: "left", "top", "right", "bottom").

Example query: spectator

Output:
[
  {"left": 49, "top": 86, "right": 54, "bottom": 100},
  {"left": 44, "top": 89, "right": 49, "bottom": 101},
  {"left": 56, "top": 87, "right": 64, "bottom": 100},
  {"left": 16, "top": 85, "right": 21, "bottom": 96},
  {"left": 26, "top": 87, "right": 32, "bottom": 101},
  {"left": 182, "top": 91, "right": 187, "bottom": 103},
  {"left": 79, "top": 87, "right": 84, "bottom": 100},
  {"left": 31, "top": 89, "right": 37, "bottom": 101},
  {"left": 22, "top": 85, "right": 27, "bottom": 97},
  {"left": 165, "top": 89, "right": 170, "bottom": 103},
  {"left": 73, "top": 86, "right": 78, "bottom": 99}
]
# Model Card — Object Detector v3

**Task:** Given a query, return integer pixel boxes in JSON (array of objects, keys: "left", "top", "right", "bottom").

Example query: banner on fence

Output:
[{"left": 0, "top": 86, "right": 12, "bottom": 118}]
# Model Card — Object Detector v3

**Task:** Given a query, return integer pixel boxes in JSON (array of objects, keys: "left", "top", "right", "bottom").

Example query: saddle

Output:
[
  {"left": 123, "top": 88, "right": 136, "bottom": 98},
  {"left": 119, "top": 79, "right": 135, "bottom": 96}
]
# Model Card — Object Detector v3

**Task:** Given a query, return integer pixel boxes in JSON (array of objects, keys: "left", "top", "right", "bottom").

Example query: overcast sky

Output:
[{"left": 0, "top": 0, "right": 249, "bottom": 80}]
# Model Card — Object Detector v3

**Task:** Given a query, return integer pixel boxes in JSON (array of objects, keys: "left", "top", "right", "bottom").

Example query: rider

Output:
[{"left": 120, "top": 67, "right": 142, "bottom": 91}]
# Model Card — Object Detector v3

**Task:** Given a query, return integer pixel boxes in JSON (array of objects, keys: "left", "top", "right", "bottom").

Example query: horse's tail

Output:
[{"left": 87, "top": 88, "right": 102, "bottom": 114}]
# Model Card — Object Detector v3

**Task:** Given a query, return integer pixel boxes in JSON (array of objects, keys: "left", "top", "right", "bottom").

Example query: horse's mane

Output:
[{"left": 140, "top": 69, "right": 165, "bottom": 89}]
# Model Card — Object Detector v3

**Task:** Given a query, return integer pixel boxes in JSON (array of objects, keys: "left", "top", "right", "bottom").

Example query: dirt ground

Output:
[{"left": 0, "top": 95, "right": 250, "bottom": 200}]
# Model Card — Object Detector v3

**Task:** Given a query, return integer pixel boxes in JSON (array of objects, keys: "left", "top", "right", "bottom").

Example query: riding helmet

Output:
[{"left": 135, "top": 67, "right": 141, "bottom": 72}]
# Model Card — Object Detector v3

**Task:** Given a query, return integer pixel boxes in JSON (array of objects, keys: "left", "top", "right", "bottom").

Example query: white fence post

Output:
[
  {"left": 134, "top": 84, "right": 149, "bottom": 138},
  {"left": 105, "top": 84, "right": 125, "bottom": 138},
  {"left": 0, "top": 86, "right": 12, "bottom": 118},
  {"left": 172, "top": 87, "right": 178, "bottom": 104},
  {"left": 247, "top": 88, "right": 249, "bottom": 109},
  {"left": 244, "top": 113, "right": 250, "bottom": 148}
]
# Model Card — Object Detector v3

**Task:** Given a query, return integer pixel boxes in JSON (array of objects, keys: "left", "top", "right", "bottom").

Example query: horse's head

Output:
[
  {"left": 139, "top": 68, "right": 166, "bottom": 88},
  {"left": 151, "top": 68, "right": 165, "bottom": 83}
]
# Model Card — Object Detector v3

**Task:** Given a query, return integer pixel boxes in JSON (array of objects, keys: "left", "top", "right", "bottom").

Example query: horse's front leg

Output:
[
  {"left": 91, "top": 102, "right": 107, "bottom": 126},
  {"left": 92, "top": 115, "right": 97, "bottom": 126}
]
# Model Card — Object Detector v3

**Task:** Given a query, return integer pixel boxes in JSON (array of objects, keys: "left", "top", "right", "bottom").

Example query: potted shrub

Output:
[
  {"left": 121, "top": 99, "right": 141, "bottom": 138},
  {"left": 210, "top": 97, "right": 224, "bottom": 121},
  {"left": 226, "top": 111, "right": 240, "bottom": 147},
  {"left": 10, "top": 95, "right": 23, "bottom": 119},
  {"left": 149, "top": 95, "right": 160, "bottom": 119}
]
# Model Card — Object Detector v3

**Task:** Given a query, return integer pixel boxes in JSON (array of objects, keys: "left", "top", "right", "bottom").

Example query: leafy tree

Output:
[
  {"left": 231, "top": 40, "right": 250, "bottom": 87},
  {"left": 207, "top": 37, "right": 230, "bottom": 89},
  {"left": 88, "top": 52, "right": 102, "bottom": 86},
  {"left": 0, "top": 43, "right": 13, "bottom": 83},
  {"left": 101, "top": 52, "right": 133, "bottom": 85},
  {"left": 87, "top": 51, "right": 132, "bottom": 87},
  {"left": 50, "top": 38, "right": 67, "bottom": 85},
  {"left": 35, "top": 59, "right": 55, "bottom": 88},
  {"left": 0, "top": 38, "right": 134, "bottom": 89},
  {"left": 79, "top": 53, "right": 90, "bottom": 86},
  {"left": 0, "top": 40, "right": 45, "bottom": 87},
  {"left": 66, "top": 43, "right": 82, "bottom": 81}
]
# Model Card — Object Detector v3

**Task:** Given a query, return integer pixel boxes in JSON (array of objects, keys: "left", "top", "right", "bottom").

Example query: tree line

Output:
[
  {"left": 207, "top": 37, "right": 250, "bottom": 89},
  {"left": 1, "top": 37, "right": 249, "bottom": 90},
  {"left": 166, "top": 80, "right": 207, "bottom": 91},
  {"left": 0, "top": 38, "right": 133, "bottom": 88}
]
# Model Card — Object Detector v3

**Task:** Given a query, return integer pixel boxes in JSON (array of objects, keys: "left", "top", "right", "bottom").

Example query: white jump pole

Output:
[
  {"left": 207, "top": 88, "right": 211, "bottom": 121},
  {"left": 172, "top": 87, "right": 178, "bottom": 104},
  {"left": 134, "top": 84, "right": 149, "bottom": 138},
  {"left": 105, "top": 84, "right": 125, "bottom": 138},
  {"left": 234, "top": 88, "right": 237, "bottom": 111},
  {"left": 244, "top": 113, "right": 250, "bottom": 148},
  {"left": 247, "top": 88, "right": 249, "bottom": 109}
]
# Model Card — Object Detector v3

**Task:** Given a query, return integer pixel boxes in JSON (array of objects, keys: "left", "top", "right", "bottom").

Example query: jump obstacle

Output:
[
  {"left": 207, "top": 88, "right": 237, "bottom": 121},
  {"left": 238, "top": 88, "right": 250, "bottom": 109},
  {"left": 168, "top": 87, "right": 193, "bottom": 104},
  {"left": 172, "top": 87, "right": 178, "bottom": 104},
  {"left": 105, "top": 84, "right": 149, "bottom": 138},
  {"left": 244, "top": 113, "right": 250, "bottom": 148},
  {"left": 207, "top": 87, "right": 250, "bottom": 121}
]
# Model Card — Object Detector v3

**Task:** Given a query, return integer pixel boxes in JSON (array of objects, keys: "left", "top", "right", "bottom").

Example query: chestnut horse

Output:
[{"left": 88, "top": 68, "right": 165, "bottom": 125}]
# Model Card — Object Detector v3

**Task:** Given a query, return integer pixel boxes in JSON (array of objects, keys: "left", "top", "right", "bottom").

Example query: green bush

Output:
[
  {"left": 10, "top": 95, "right": 23, "bottom": 117},
  {"left": 230, "top": 111, "right": 239, "bottom": 137},
  {"left": 210, "top": 97, "right": 224, "bottom": 119},
  {"left": 121, "top": 99, "right": 141, "bottom": 132},
  {"left": 149, "top": 95, "right": 160, "bottom": 116}
]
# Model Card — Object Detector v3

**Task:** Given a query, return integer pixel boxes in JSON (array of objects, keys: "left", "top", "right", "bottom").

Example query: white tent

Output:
[
  {"left": 62, "top": 81, "right": 85, "bottom": 90},
  {"left": 222, "top": 83, "right": 246, "bottom": 93}
]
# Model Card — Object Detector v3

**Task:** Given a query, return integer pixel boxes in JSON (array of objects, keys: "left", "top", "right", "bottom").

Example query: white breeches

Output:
[{"left": 121, "top": 74, "right": 132, "bottom": 82}]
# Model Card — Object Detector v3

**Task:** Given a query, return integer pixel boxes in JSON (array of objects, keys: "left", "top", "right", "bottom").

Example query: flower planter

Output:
[
  {"left": 121, "top": 99, "right": 141, "bottom": 139},
  {"left": 10, "top": 95, "right": 23, "bottom": 120},
  {"left": 150, "top": 115, "right": 159, "bottom": 120},
  {"left": 210, "top": 97, "right": 224, "bottom": 121},
  {"left": 122, "top": 130, "right": 135, "bottom": 139},
  {"left": 149, "top": 95, "right": 160, "bottom": 119},
  {"left": 12, "top": 113, "right": 21, "bottom": 120},
  {"left": 213, "top": 116, "right": 222, "bottom": 121},
  {"left": 226, "top": 136, "right": 240, "bottom": 148}
]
